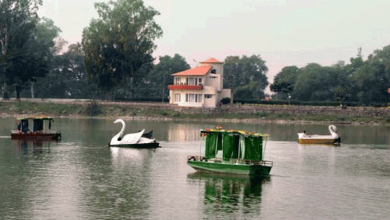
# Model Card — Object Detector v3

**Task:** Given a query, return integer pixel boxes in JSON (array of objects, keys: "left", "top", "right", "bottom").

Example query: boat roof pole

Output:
[
  {"left": 215, "top": 134, "right": 218, "bottom": 158},
  {"left": 237, "top": 135, "right": 241, "bottom": 161}
]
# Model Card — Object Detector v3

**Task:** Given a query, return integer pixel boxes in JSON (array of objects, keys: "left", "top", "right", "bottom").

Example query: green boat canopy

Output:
[{"left": 201, "top": 129, "right": 268, "bottom": 161}]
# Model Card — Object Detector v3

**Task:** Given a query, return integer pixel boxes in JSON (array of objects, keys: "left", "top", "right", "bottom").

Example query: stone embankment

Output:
[{"left": 3, "top": 98, "right": 390, "bottom": 122}]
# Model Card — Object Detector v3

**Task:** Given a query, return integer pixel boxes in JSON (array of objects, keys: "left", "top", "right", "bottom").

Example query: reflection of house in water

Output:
[
  {"left": 187, "top": 173, "right": 270, "bottom": 217},
  {"left": 167, "top": 124, "right": 201, "bottom": 142}
]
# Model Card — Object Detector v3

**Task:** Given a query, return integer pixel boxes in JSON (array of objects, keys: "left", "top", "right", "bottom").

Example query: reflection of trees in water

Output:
[{"left": 187, "top": 173, "right": 270, "bottom": 218}]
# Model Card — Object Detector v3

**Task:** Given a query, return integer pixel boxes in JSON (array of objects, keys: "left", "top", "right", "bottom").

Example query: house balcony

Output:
[{"left": 168, "top": 84, "right": 203, "bottom": 90}]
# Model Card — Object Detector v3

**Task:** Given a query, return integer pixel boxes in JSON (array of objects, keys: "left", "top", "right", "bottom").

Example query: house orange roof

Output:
[
  {"left": 199, "top": 57, "right": 223, "bottom": 64},
  {"left": 171, "top": 65, "right": 212, "bottom": 76}
]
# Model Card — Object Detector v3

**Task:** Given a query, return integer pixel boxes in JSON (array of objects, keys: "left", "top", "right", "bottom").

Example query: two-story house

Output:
[{"left": 168, "top": 57, "right": 232, "bottom": 108}]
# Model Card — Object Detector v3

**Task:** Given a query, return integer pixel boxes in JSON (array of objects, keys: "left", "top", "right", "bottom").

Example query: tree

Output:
[
  {"left": 350, "top": 45, "right": 390, "bottom": 104},
  {"left": 293, "top": 63, "right": 340, "bottom": 101},
  {"left": 0, "top": 0, "right": 43, "bottom": 98},
  {"left": 223, "top": 55, "right": 269, "bottom": 100},
  {"left": 135, "top": 54, "right": 190, "bottom": 99},
  {"left": 34, "top": 44, "right": 95, "bottom": 99},
  {"left": 9, "top": 17, "right": 61, "bottom": 99},
  {"left": 270, "top": 66, "right": 299, "bottom": 100},
  {"left": 82, "top": 0, "right": 163, "bottom": 99}
]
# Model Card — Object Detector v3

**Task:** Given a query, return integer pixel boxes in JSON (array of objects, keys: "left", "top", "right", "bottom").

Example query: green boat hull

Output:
[{"left": 187, "top": 160, "right": 272, "bottom": 176}]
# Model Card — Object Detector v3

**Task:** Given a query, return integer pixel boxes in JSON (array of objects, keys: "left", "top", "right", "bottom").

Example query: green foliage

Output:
[
  {"left": 85, "top": 100, "right": 102, "bottom": 116},
  {"left": 131, "top": 54, "right": 190, "bottom": 99},
  {"left": 270, "top": 66, "right": 299, "bottom": 100},
  {"left": 82, "top": 0, "right": 163, "bottom": 97},
  {"left": 0, "top": 0, "right": 48, "bottom": 98},
  {"left": 220, "top": 97, "right": 231, "bottom": 104},
  {"left": 33, "top": 44, "right": 96, "bottom": 99},
  {"left": 223, "top": 55, "right": 268, "bottom": 100}
]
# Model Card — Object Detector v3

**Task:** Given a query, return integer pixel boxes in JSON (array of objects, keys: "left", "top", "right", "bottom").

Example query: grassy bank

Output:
[{"left": 1, "top": 100, "right": 389, "bottom": 125}]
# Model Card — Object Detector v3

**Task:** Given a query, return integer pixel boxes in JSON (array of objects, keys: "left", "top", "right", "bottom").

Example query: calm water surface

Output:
[{"left": 0, "top": 118, "right": 390, "bottom": 220}]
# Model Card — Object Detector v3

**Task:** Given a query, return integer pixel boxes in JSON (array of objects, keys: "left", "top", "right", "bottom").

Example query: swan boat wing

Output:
[{"left": 119, "top": 129, "right": 145, "bottom": 145}]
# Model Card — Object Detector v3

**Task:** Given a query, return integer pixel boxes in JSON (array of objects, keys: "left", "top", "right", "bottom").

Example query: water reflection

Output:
[
  {"left": 187, "top": 172, "right": 270, "bottom": 218},
  {"left": 14, "top": 139, "right": 51, "bottom": 159},
  {"left": 167, "top": 124, "right": 201, "bottom": 141}
]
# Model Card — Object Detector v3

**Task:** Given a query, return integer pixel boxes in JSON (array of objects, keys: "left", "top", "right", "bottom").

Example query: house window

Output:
[
  {"left": 198, "top": 78, "right": 202, "bottom": 85},
  {"left": 186, "top": 94, "right": 202, "bottom": 103},
  {"left": 174, "top": 94, "right": 181, "bottom": 102},
  {"left": 209, "top": 76, "right": 217, "bottom": 79},
  {"left": 196, "top": 94, "right": 202, "bottom": 102},
  {"left": 186, "top": 78, "right": 195, "bottom": 85},
  {"left": 174, "top": 78, "right": 181, "bottom": 85},
  {"left": 205, "top": 94, "right": 212, "bottom": 99}
]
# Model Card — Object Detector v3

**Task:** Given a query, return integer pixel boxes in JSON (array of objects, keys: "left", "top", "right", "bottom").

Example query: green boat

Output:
[{"left": 187, "top": 128, "right": 273, "bottom": 177}]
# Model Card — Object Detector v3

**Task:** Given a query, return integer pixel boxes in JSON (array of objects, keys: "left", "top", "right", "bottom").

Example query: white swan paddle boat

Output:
[
  {"left": 297, "top": 125, "right": 341, "bottom": 145},
  {"left": 109, "top": 119, "right": 159, "bottom": 148}
]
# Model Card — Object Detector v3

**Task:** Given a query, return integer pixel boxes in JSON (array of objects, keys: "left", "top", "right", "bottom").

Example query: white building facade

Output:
[{"left": 168, "top": 58, "right": 232, "bottom": 108}]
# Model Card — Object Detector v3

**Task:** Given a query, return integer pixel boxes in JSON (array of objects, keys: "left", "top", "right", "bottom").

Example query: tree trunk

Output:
[
  {"left": 31, "top": 81, "right": 35, "bottom": 98},
  {"left": 1, "top": 26, "right": 9, "bottom": 99},
  {"left": 2, "top": 83, "right": 9, "bottom": 99},
  {"left": 16, "top": 85, "right": 21, "bottom": 100}
]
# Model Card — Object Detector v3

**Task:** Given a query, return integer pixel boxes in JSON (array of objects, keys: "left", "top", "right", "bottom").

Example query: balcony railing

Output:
[{"left": 168, "top": 84, "right": 203, "bottom": 90}]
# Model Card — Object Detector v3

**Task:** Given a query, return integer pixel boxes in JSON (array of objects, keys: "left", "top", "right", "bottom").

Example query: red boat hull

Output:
[{"left": 11, "top": 131, "right": 61, "bottom": 141}]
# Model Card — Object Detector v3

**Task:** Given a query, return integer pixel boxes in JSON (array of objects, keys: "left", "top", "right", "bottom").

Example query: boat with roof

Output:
[
  {"left": 11, "top": 115, "right": 61, "bottom": 141},
  {"left": 187, "top": 126, "right": 273, "bottom": 176}
]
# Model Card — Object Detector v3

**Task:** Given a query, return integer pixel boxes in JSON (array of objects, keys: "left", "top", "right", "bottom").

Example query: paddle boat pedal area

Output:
[
  {"left": 187, "top": 128, "right": 273, "bottom": 177},
  {"left": 11, "top": 116, "right": 61, "bottom": 141}
]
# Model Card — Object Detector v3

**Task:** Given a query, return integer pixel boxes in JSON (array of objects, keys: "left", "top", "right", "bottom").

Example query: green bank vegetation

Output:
[{"left": 1, "top": 101, "right": 388, "bottom": 125}]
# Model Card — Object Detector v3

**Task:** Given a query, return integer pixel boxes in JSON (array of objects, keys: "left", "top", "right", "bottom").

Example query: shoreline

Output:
[
  {"left": 1, "top": 112, "right": 382, "bottom": 126},
  {"left": 0, "top": 99, "right": 388, "bottom": 126}
]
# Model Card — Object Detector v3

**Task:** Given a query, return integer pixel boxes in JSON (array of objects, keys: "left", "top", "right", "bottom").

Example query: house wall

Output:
[
  {"left": 169, "top": 60, "right": 226, "bottom": 108},
  {"left": 221, "top": 89, "right": 232, "bottom": 101}
]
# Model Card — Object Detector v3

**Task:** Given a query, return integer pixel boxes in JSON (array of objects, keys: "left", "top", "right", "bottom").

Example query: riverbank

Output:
[{"left": 1, "top": 98, "right": 389, "bottom": 125}]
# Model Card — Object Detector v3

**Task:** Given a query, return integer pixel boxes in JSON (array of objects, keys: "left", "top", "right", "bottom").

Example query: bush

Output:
[
  {"left": 85, "top": 100, "right": 101, "bottom": 116},
  {"left": 220, "top": 97, "right": 231, "bottom": 104}
]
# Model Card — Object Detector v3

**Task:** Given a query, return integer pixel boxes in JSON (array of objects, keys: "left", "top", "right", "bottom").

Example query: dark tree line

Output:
[{"left": 270, "top": 46, "right": 390, "bottom": 105}]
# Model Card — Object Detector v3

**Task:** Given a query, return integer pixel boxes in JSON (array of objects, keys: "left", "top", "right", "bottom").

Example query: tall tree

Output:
[
  {"left": 144, "top": 54, "right": 190, "bottom": 99},
  {"left": 223, "top": 55, "right": 269, "bottom": 100},
  {"left": 270, "top": 66, "right": 300, "bottom": 100},
  {"left": 293, "top": 63, "right": 341, "bottom": 101},
  {"left": 9, "top": 17, "right": 61, "bottom": 99},
  {"left": 0, "top": 0, "right": 43, "bottom": 98},
  {"left": 82, "top": 0, "right": 163, "bottom": 99},
  {"left": 351, "top": 45, "right": 390, "bottom": 104},
  {"left": 34, "top": 44, "right": 95, "bottom": 99}
]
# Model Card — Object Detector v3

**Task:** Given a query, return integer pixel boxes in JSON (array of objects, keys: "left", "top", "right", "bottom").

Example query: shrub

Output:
[
  {"left": 85, "top": 100, "right": 101, "bottom": 116},
  {"left": 220, "top": 97, "right": 231, "bottom": 104}
]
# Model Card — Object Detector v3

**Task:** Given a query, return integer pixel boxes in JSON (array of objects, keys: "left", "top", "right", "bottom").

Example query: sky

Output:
[{"left": 38, "top": 0, "right": 390, "bottom": 93}]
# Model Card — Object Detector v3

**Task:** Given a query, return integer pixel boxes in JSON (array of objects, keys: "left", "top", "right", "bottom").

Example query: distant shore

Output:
[{"left": 1, "top": 98, "right": 389, "bottom": 126}]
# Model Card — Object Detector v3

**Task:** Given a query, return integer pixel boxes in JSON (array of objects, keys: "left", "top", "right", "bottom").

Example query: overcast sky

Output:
[{"left": 38, "top": 0, "right": 390, "bottom": 93}]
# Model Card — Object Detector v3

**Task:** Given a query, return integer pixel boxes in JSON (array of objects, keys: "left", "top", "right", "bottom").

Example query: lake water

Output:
[{"left": 0, "top": 118, "right": 390, "bottom": 220}]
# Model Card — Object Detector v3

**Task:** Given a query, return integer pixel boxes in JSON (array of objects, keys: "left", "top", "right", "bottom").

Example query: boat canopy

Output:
[
  {"left": 17, "top": 115, "right": 55, "bottom": 121},
  {"left": 201, "top": 129, "right": 268, "bottom": 161}
]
